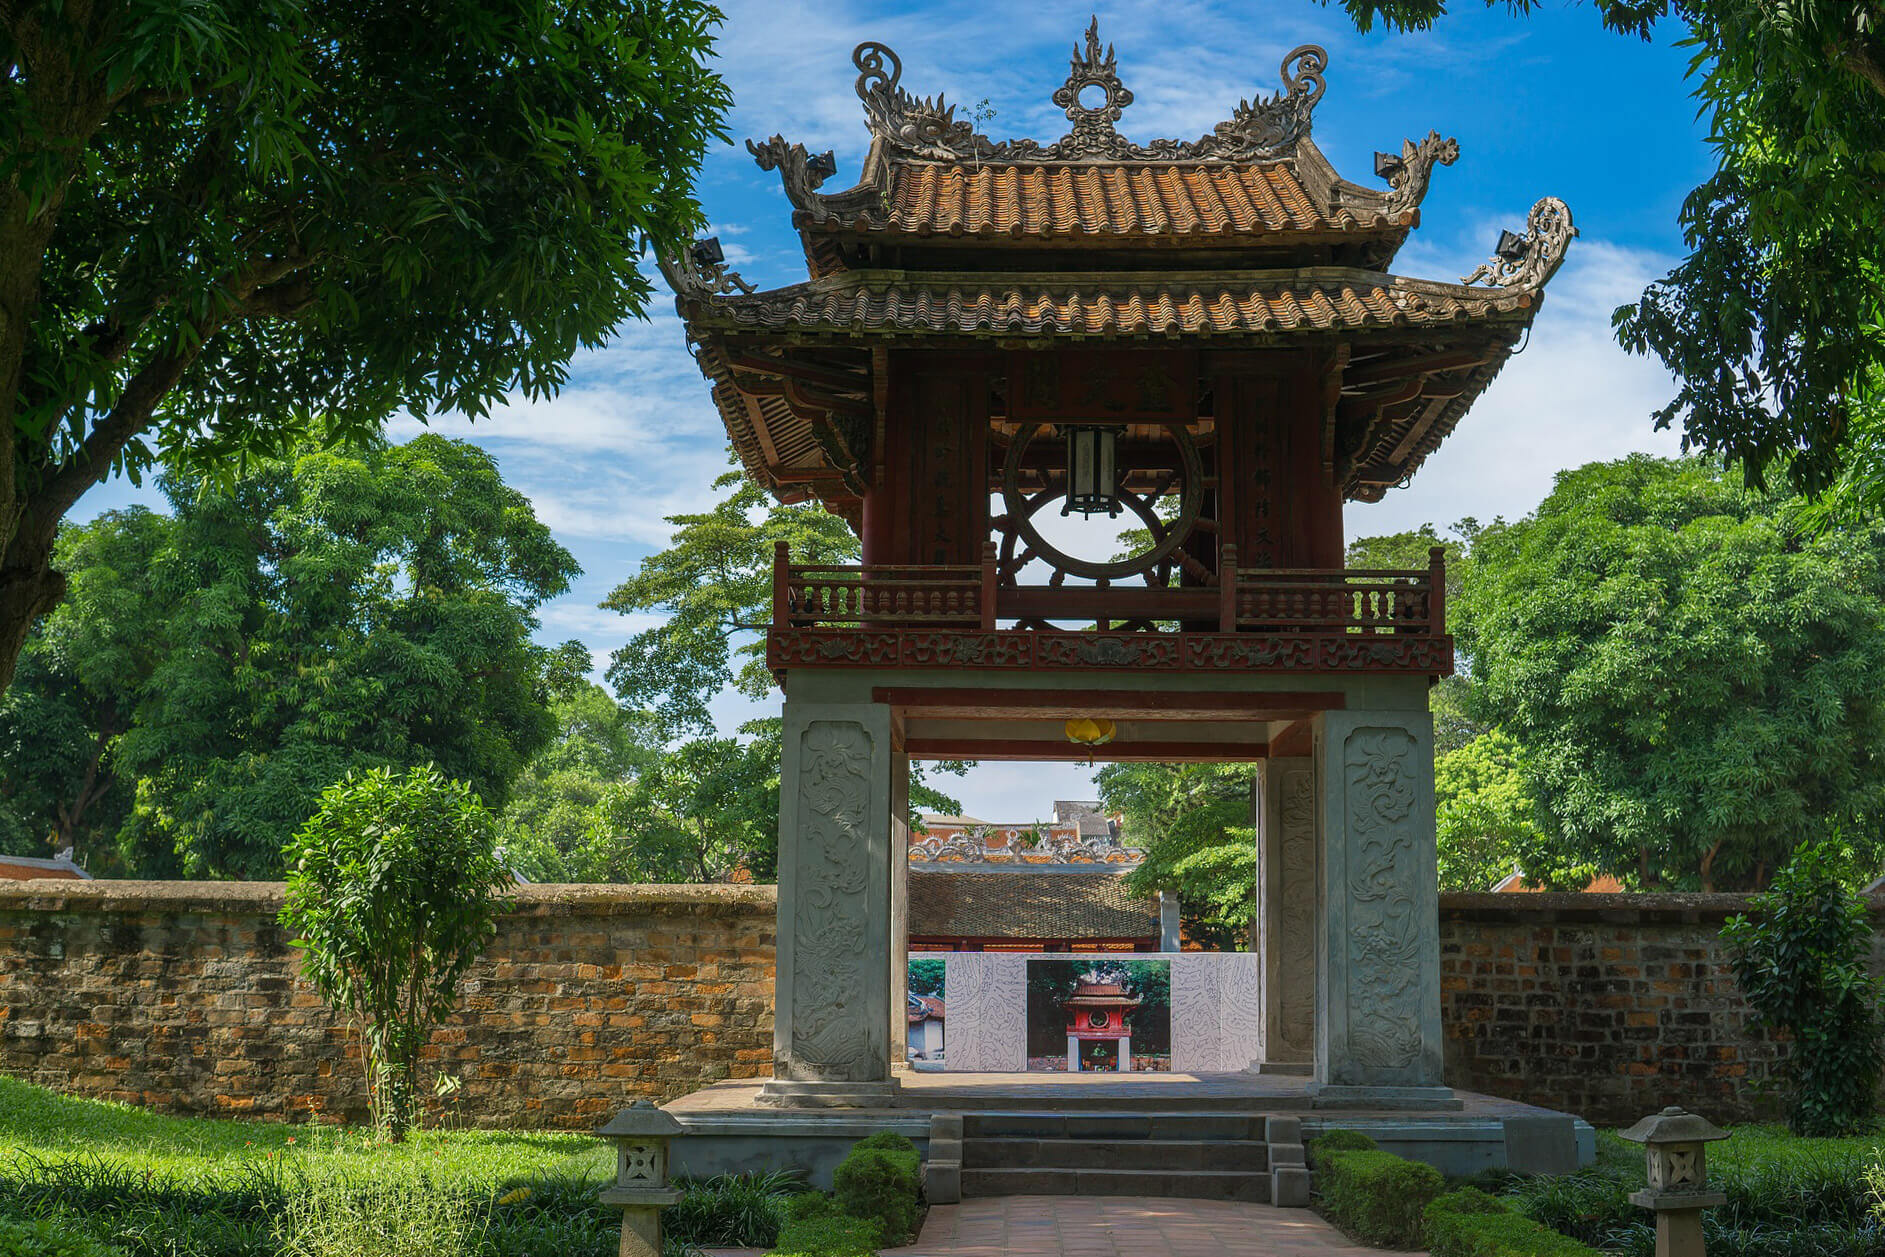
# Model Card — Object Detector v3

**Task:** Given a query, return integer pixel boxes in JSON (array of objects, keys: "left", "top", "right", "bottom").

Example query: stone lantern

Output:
[
  {"left": 597, "top": 1100, "right": 686, "bottom": 1257},
  {"left": 1618, "top": 1106, "right": 1730, "bottom": 1257}
]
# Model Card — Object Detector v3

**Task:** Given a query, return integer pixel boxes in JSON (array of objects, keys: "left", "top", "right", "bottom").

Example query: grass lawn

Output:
[{"left": 0, "top": 1075, "right": 611, "bottom": 1186}]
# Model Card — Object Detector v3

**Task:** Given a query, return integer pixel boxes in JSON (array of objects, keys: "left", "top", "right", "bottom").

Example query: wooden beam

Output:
[
  {"left": 876, "top": 687, "right": 1347, "bottom": 720},
  {"left": 1342, "top": 348, "right": 1490, "bottom": 389},
  {"left": 905, "top": 737, "right": 1270, "bottom": 762},
  {"left": 1269, "top": 718, "right": 1314, "bottom": 758},
  {"left": 728, "top": 353, "right": 871, "bottom": 394}
]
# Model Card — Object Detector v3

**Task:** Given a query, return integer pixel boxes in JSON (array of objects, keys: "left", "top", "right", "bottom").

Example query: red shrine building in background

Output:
[{"left": 663, "top": 22, "right": 1573, "bottom": 1108}]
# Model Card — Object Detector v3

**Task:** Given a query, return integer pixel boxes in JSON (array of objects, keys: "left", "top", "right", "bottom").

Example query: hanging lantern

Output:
[
  {"left": 1064, "top": 718, "right": 1117, "bottom": 747},
  {"left": 1061, "top": 425, "right": 1123, "bottom": 517}
]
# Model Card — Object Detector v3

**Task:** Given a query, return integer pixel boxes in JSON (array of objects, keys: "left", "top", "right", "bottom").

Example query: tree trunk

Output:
[{"left": 0, "top": 526, "right": 66, "bottom": 694}]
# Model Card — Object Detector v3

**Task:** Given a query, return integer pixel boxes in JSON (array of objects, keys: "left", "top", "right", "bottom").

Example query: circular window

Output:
[{"left": 1087, "top": 1010, "right": 1111, "bottom": 1029}]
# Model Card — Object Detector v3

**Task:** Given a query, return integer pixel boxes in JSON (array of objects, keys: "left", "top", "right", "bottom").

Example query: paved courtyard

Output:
[{"left": 882, "top": 1196, "right": 1419, "bottom": 1257}]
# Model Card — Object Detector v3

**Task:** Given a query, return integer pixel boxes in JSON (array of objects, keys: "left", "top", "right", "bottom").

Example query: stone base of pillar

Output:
[
  {"left": 1247, "top": 1058, "right": 1313, "bottom": 1076},
  {"left": 756, "top": 1079, "right": 900, "bottom": 1109},
  {"left": 1309, "top": 1083, "right": 1462, "bottom": 1111}
]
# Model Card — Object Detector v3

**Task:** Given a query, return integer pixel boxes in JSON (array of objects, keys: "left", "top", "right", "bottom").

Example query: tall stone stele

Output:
[{"left": 596, "top": 1101, "right": 686, "bottom": 1257}]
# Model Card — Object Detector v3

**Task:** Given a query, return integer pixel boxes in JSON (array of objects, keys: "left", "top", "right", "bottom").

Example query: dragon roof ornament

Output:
[
  {"left": 852, "top": 18, "right": 1328, "bottom": 164},
  {"left": 1462, "top": 197, "right": 1578, "bottom": 290}
]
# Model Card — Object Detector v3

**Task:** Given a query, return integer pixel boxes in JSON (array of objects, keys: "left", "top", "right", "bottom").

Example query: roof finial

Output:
[{"left": 1050, "top": 16, "right": 1134, "bottom": 157}]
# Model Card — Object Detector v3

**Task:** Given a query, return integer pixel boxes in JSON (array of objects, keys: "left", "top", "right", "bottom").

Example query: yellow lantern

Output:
[{"left": 1064, "top": 718, "right": 1117, "bottom": 747}]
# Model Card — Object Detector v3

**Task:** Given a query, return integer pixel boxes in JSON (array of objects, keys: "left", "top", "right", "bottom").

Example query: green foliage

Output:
[
  {"left": 764, "top": 1214, "right": 879, "bottom": 1257},
  {"left": 0, "top": 0, "right": 732, "bottom": 694},
  {"left": 1434, "top": 731, "right": 1550, "bottom": 892},
  {"left": 1423, "top": 1188, "right": 1601, "bottom": 1257},
  {"left": 1100, "top": 761, "right": 1254, "bottom": 948},
  {"left": 1313, "top": 1147, "right": 1443, "bottom": 1247},
  {"left": 907, "top": 958, "right": 945, "bottom": 999},
  {"left": 1314, "top": 0, "right": 1885, "bottom": 503},
  {"left": 849, "top": 1133, "right": 917, "bottom": 1158},
  {"left": 1308, "top": 1130, "right": 1378, "bottom": 1162},
  {"left": 831, "top": 1143, "right": 919, "bottom": 1248},
  {"left": 1457, "top": 456, "right": 1885, "bottom": 890},
  {"left": 782, "top": 1192, "right": 837, "bottom": 1223},
  {"left": 1723, "top": 840, "right": 1885, "bottom": 1136},
  {"left": 585, "top": 729, "right": 780, "bottom": 883},
  {"left": 0, "top": 1219, "right": 126, "bottom": 1257},
  {"left": 604, "top": 470, "right": 860, "bottom": 735},
  {"left": 279, "top": 767, "right": 515, "bottom": 1141},
  {"left": 0, "top": 437, "right": 585, "bottom": 879},
  {"left": 602, "top": 463, "right": 964, "bottom": 825},
  {"left": 661, "top": 1171, "right": 798, "bottom": 1248},
  {"left": 0, "top": 507, "right": 164, "bottom": 863},
  {"left": 274, "top": 1173, "right": 485, "bottom": 1257},
  {"left": 495, "top": 685, "right": 658, "bottom": 883}
]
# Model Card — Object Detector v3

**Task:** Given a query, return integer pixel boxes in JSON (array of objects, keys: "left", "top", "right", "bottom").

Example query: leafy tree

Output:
[
  {"left": 1346, "top": 522, "right": 1485, "bottom": 754},
  {"left": 585, "top": 729, "right": 779, "bottom": 883},
  {"left": 603, "top": 462, "right": 966, "bottom": 820},
  {"left": 0, "top": 0, "right": 730, "bottom": 694},
  {"left": 1434, "top": 730, "right": 1553, "bottom": 892},
  {"left": 1457, "top": 455, "right": 1885, "bottom": 890},
  {"left": 908, "top": 957, "right": 945, "bottom": 998},
  {"left": 1, "top": 435, "right": 585, "bottom": 877},
  {"left": 1723, "top": 838, "right": 1884, "bottom": 1136},
  {"left": 1100, "top": 761, "right": 1255, "bottom": 949},
  {"left": 1319, "top": 0, "right": 1885, "bottom": 501},
  {"left": 0, "top": 506, "right": 164, "bottom": 861},
  {"left": 280, "top": 765, "right": 515, "bottom": 1141},
  {"left": 497, "top": 683, "right": 658, "bottom": 882},
  {"left": 603, "top": 467, "right": 859, "bottom": 734}
]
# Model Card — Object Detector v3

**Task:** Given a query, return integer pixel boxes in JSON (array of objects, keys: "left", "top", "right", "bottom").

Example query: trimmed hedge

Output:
[
  {"left": 764, "top": 1214, "right": 879, "bottom": 1257},
  {"left": 1309, "top": 1130, "right": 1378, "bottom": 1162},
  {"left": 832, "top": 1148, "right": 919, "bottom": 1247},
  {"left": 1424, "top": 1189, "right": 1603, "bottom": 1257},
  {"left": 0, "top": 1219, "right": 128, "bottom": 1257},
  {"left": 1313, "top": 1141, "right": 1443, "bottom": 1248}
]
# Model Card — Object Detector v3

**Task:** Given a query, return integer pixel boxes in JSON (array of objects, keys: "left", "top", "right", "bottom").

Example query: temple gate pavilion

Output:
[{"left": 661, "top": 23, "right": 1574, "bottom": 1112}]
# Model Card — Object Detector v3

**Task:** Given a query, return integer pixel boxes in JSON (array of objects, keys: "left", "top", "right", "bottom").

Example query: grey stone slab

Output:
[
  {"left": 1264, "top": 1115, "right": 1303, "bottom": 1144},
  {"left": 1503, "top": 1115, "right": 1580, "bottom": 1176},
  {"left": 1272, "top": 1165, "right": 1313, "bottom": 1209}
]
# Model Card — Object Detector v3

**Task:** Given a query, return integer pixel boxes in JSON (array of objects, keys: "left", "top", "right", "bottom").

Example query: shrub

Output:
[
  {"left": 1308, "top": 1129, "right": 1377, "bottom": 1164},
  {"left": 1424, "top": 1188, "right": 1603, "bottom": 1257},
  {"left": 832, "top": 1144, "right": 919, "bottom": 1247},
  {"left": 765, "top": 1214, "right": 879, "bottom": 1257},
  {"left": 783, "top": 1192, "right": 837, "bottom": 1222},
  {"left": 1722, "top": 837, "right": 1884, "bottom": 1136},
  {"left": 0, "top": 1219, "right": 127, "bottom": 1257},
  {"left": 279, "top": 766, "right": 516, "bottom": 1140},
  {"left": 849, "top": 1132, "right": 917, "bottom": 1157},
  {"left": 1314, "top": 1147, "right": 1443, "bottom": 1247}
]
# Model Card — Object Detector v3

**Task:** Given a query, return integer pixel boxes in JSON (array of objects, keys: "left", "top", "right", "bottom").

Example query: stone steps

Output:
[
  {"left": 966, "top": 1136, "right": 1270, "bottom": 1172},
  {"left": 929, "top": 1111, "right": 1311, "bottom": 1208},
  {"left": 962, "top": 1165, "right": 1274, "bottom": 1202}
]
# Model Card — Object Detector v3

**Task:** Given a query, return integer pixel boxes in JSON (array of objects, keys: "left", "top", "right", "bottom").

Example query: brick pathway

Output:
[{"left": 882, "top": 1196, "right": 1419, "bottom": 1256}]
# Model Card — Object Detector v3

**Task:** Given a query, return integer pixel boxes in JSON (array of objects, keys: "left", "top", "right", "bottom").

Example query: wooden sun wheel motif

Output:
[{"left": 993, "top": 421, "right": 1213, "bottom": 630}]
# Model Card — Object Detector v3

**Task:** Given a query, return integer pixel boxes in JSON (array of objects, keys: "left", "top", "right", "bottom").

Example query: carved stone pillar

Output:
[
  {"left": 889, "top": 753, "right": 910, "bottom": 1067},
  {"left": 1252, "top": 757, "right": 1316, "bottom": 1074},
  {"left": 761, "top": 700, "right": 898, "bottom": 1107},
  {"left": 1311, "top": 711, "right": 1454, "bottom": 1107}
]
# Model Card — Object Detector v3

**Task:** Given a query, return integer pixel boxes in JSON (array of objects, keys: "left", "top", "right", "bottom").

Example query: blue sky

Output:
[{"left": 74, "top": 1, "right": 1713, "bottom": 820}]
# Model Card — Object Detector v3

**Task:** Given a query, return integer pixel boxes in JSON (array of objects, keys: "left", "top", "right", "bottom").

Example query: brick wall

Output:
[
  {"left": 0, "top": 882, "right": 1854, "bottom": 1129},
  {"left": 1438, "top": 893, "right": 1805, "bottom": 1127},
  {"left": 0, "top": 881, "right": 774, "bottom": 1128}
]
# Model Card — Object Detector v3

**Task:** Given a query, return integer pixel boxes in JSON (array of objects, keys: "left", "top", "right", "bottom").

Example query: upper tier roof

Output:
[
  {"left": 662, "top": 23, "right": 1577, "bottom": 513},
  {"left": 743, "top": 23, "right": 1460, "bottom": 273}
]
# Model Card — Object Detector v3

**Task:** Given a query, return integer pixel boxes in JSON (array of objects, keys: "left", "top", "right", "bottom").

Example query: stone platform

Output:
[{"left": 665, "top": 1072, "right": 1595, "bottom": 1188}]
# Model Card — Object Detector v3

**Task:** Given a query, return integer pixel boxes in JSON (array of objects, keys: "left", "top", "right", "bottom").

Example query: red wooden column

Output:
[{"left": 866, "top": 351, "right": 991, "bottom": 567}]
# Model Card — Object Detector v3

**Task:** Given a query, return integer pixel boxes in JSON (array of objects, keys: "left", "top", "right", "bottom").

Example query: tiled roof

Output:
[
  {"left": 909, "top": 869, "right": 1160, "bottom": 941},
  {"left": 686, "top": 272, "right": 1532, "bottom": 339},
  {"left": 808, "top": 162, "right": 1403, "bottom": 239}
]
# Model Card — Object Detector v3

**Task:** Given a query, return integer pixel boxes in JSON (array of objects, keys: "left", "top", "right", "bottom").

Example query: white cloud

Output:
[{"left": 1346, "top": 236, "right": 1686, "bottom": 540}]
